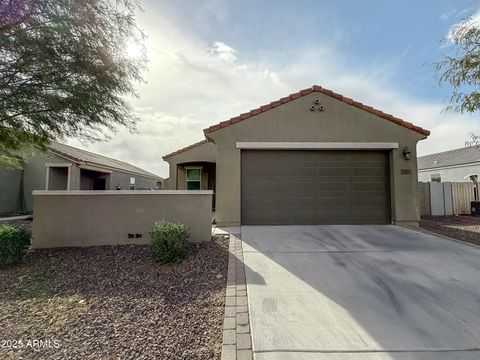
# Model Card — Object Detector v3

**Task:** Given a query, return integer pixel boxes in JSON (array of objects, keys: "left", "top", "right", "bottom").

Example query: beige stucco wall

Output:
[
  {"left": 163, "top": 141, "right": 216, "bottom": 190},
  {"left": 0, "top": 166, "right": 23, "bottom": 215},
  {"left": 206, "top": 92, "right": 426, "bottom": 226},
  {"left": 32, "top": 190, "right": 213, "bottom": 248},
  {"left": 23, "top": 152, "right": 72, "bottom": 212},
  {"left": 2, "top": 150, "right": 162, "bottom": 214}
]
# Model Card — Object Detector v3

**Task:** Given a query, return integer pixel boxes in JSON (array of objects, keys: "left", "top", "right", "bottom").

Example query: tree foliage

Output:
[
  {"left": 0, "top": 0, "right": 146, "bottom": 166},
  {"left": 436, "top": 18, "right": 480, "bottom": 114}
]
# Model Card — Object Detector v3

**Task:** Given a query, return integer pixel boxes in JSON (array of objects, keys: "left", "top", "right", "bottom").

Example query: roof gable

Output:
[
  {"left": 162, "top": 140, "right": 209, "bottom": 160},
  {"left": 203, "top": 85, "right": 430, "bottom": 137}
]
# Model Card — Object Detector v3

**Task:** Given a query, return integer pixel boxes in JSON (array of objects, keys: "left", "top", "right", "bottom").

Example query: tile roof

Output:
[
  {"left": 203, "top": 85, "right": 430, "bottom": 137},
  {"left": 49, "top": 142, "right": 162, "bottom": 179},
  {"left": 162, "top": 140, "right": 209, "bottom": 160},
  {"left": 418, "top": 146, "right": 480, "bottom": 170}
]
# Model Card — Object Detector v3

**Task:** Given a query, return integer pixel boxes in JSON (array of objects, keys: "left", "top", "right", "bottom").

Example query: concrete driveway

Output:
[{"left": 241, "top": 225, "right": 480, "bottom": 360}]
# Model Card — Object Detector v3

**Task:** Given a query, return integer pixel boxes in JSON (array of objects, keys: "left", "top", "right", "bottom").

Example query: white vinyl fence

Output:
[{"left": 419, "top": 182, "right": 476, "bottom": 216}]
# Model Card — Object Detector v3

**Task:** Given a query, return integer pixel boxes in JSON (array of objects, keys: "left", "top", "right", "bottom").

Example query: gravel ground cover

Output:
[
  {"left": 0, "top": 236, "right": 228, "bottom": 360},
  {"left": 420, "top": 215, "right": 480, "bottom": 246}
]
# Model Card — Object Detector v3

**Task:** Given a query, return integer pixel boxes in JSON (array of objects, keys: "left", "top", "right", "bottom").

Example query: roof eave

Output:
[{"left": 49, "top": 149, "right": 163, "bottom": 181}]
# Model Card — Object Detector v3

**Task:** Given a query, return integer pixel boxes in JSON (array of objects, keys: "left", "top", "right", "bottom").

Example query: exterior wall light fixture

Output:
[{"left": 403, "top": 146, "right": 412, "bottom": 160}]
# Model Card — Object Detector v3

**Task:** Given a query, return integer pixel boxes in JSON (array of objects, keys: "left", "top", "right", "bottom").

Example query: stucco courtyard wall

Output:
[
  {"left": 32, "top": 190, "right": 213, "bottom": 248},
  {"left": 206, "top": 92, "right": 426, "bottom": 227}
]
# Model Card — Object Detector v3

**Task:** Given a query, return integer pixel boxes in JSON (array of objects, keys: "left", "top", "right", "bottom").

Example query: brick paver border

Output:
[{"left": 221, "top": 234, "right": 253, "bottom": 360}]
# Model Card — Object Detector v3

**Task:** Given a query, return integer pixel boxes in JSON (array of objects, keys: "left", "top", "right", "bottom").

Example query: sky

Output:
[{"left": 68, "top": 0, "right": 480, "bottom": 178}]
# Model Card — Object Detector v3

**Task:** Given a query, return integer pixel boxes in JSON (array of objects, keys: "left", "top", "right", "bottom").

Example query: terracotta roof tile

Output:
[
  {"left": 202, "top": 84, "right": 430, "bottom": 137},
  {"left": 321, "top": 89, "right": 334, "bottom": 96},
  {"left": 330, "top": 92, "right": 343, "bottom": 100},
  {"left": 231, "top": 116, "right": 242, "bottom": 124}
]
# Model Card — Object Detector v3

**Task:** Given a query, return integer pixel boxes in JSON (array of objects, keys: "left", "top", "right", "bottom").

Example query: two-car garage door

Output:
[{"left": 241, "top": 150, "right": 391, "bottom": 225}]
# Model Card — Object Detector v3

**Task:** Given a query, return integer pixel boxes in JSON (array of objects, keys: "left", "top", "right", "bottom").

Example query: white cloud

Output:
[
  {"left": 210, "top": 41, "right": 237, "bottom": 62},
  {"left": 68, "top": 3, "right": 480, "bottom": 178}
]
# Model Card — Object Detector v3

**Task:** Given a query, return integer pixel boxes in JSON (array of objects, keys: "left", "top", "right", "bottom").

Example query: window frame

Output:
[{"left": 185, "top": 166, "right": 202, "bottom": 190}]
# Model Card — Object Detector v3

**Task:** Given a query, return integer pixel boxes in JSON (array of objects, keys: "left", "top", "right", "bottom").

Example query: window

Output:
[
  {"left": 186, "top": 168, "right": 201, "bottom": 190},
  {"left": 130, "top": 177, "right": 135, "bottom": 190},
  {"left": 431, "top": 174, "right": 441, "bottom": 182}
]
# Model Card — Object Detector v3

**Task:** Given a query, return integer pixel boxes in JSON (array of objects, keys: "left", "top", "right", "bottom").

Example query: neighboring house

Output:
[
  {"left": 418, "top": 146, "right": 480, "bottom": 182},
  {"left": 163, "top": 85, "right": 430, "bottom": 227},
  {"left": 0, "top": 142, "right": 163, "bottom": 215}
]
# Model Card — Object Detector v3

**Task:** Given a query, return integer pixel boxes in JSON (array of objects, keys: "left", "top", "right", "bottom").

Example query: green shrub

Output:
[
  {"left": 151, "top": 219, "right": 189, "bottom": 264},
  {"left": 0, "top": 225, "right": 31, "bottom": 267}
]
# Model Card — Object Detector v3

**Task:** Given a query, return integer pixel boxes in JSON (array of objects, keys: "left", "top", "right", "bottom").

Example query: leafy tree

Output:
[
  {"left": 436, "top": 18, "right": 480, "bottom": 114},
  {"left": 0, "top": 0, "right": 146, "bottom": 167}
]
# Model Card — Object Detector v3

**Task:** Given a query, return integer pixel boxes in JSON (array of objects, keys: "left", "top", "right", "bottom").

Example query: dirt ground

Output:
[
  {"left": 420, "top": 215, "right": 480, "bottom": 247},
  {"left": 0, "top": 236, "right": 229, "bottom": 360}
]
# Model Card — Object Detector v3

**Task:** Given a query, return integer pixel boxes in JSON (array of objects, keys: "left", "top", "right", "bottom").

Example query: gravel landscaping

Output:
[
  {"left": 420, "top": 215, "right": 480, "bottom": 246},
  {"left": 0, "top": 236, "right": 229, "bottom": 360}
]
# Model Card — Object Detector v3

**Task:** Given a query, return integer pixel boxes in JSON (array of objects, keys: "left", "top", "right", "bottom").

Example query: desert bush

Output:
[
  {"left": 151, "top": 219, "right": 189, "bottom": 264},
  {"left": 0, "top": 225, "right": 31, "bottom": 267}
]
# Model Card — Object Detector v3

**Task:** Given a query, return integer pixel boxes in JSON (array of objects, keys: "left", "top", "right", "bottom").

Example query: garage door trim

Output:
[{"left": 236, "top": 142, "right": 399, "bottom": 150}]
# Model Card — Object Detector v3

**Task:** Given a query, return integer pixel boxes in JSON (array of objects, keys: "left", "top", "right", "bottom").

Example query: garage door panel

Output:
[
  {"left": 317, "top": 167, "right": 350, "bottom": 177},
  {"left": 243, "top": 178, "right": 351, "bottom": 194},
  {"left": 242, "top": 179, "right": 319, "bottom": 193},
  {"left": 351, "top": 195, "right": 388, "bottom": 206},
  {"left": 349, "top": 151, "right": 386, "bottom": 160},
  {"left": 241, "top": 150, "right": 390, "bottom": 225},
  {"left": 351, "top": 166, "right": 386, "bottom": 177},
  {"left": 350, "top": 208, "right": 390, "bottom": 224},
  {"left": 352, "top": 182, "right": 388, "bottom": 192},
  {"left": 248, "top": 166, "right": 318, "bottom": 177},
  {"left": 243, "top": 196, "right": 318, "bottom": 209}
]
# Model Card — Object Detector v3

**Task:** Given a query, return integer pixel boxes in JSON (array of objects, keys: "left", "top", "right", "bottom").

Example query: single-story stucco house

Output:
[
  {"left": 0, "top": 142, "right": 163, "bottom": 215},
  {"left": 163, "top": 85, "right": 430, "bottom": 227},
  {"left": 418, "top": 146, "right": 480, "bottom": 182}
]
